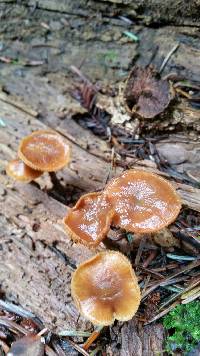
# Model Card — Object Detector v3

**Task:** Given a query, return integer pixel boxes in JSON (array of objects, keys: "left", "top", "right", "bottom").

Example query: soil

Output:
[{"left": 0, "top": 1, "right": 200, "bottom": 355}]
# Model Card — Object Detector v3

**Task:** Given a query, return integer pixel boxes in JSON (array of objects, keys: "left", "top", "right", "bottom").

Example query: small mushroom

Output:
[
  {"left": 71, "top": 251, "right": 141, "bottom": 325},
  {"left": 18, "top": 130, "right": 70, "bottom": 172},
  {"left": 124, "top": 65, "right": 173, "bottom": 119},
  {"left": 6, "top": 158, "right": 42, "bottom": 182},
  {"left": 6, "top": 130, "right": 70, "bottom": 184},
  {"left": 63, "top": 192, "right": 114, "bottom": 247},
  {"left": 104, "top": 169, "right": 181, "bottom": 234}
]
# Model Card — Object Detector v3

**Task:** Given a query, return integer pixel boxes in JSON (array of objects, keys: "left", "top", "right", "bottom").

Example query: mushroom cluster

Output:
[
  {"left": 69, "top": 169, "right": 181, "bottom": 325},
  {"left": 6, "top": 130, "right": 70, "bottom": 182},
  {"left": 64, "top": 169, "right": 181, "bottom": 246}
]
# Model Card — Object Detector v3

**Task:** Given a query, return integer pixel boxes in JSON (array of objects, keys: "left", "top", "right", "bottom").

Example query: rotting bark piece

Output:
[
  {"left": 18, "top": 130, "right": 70, "bottom": 172},
  {"left": 124, "top": 65, "right": 173, "bottom": 119},
  {"left": 63, "top": 192, "right": 114, "bottom": 247},
  {"left": 6, "top": 159, "right": 42, "bottom": 183},
  {"left": 105, "top": 170, "right": 181, "bottom": 234},
  {"left": 71, "top": 251, "right": 141, "bottom": 325}
]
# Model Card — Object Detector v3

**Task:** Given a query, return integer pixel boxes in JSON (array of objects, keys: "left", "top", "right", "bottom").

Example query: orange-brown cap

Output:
[
  {"left": 71, "top": 251, "right": 141, "bottom": 325},
  {"left": 63, "top": 192, "right": 114, "bottom": 247},
  {"left": 104, "top": 169, "right": 181, "bottom": 234},
  {"left": 18, "top": 130, "right": 70, "bottom": 172},
  {"left": 6, "top": 159, "right": 42, "bottom": 182}
]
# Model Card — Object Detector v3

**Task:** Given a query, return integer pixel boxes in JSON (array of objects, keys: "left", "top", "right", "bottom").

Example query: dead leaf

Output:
[
  {"left": 124, "top": 65, "right": 173, "bottom": 119},
  {"left": 8, "top": 334, "right": 44, "bottom": 356}
]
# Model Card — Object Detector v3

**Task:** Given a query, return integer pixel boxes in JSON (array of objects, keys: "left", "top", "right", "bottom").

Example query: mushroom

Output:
[
  {"left": 18, "top": 130, "right": 70, "bottom": 172},
  {"left": 6, "top": 159, "right": 42, "bottom": 183},
  {"left": 6, "top": 130, "right": 70, "bottom": 183},
  {"left": 124, "top": 65, "right": 173, "bottom": 119},
  {"left": 104, "top": 169, "right": 181, "bottom": 234},
  {"left": 71, "top": 251, "right": 141, "bottom": 325},
  {"left": 63, "top": 192, "right": 114, "bottom": 247}
]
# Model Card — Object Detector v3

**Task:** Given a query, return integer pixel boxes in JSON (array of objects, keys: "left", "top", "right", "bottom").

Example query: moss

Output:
[{"left": 163, "top": 301, "right": 200, "bottom": 354}]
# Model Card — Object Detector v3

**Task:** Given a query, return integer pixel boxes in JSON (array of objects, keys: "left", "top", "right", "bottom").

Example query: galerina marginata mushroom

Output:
[
  {"left": 6, "top": 130, "right": 70, "bottom": 183},
  {"left": 71, "top": 251, "right": 141, "bottom": 325},
  {"left": 104, "top": 169, "right": 181, "bottom": 234},
  {"left": 63, "top": 192, "right": 114, "bottom": 247},
  {"left": 6, "top": 158, "right": 42, "bottom": 183}
]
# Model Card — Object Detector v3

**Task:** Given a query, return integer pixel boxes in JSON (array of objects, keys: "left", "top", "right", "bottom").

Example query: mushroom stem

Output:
[{"left": 82, "top": 326, "right": 104, "bottom": 351}]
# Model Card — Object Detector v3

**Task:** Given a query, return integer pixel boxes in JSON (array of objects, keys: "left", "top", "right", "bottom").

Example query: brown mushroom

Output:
[
  {"left": 71, "top": 251, "right": 141, "bottom": 325},
  {"left": 18, "top": 130, "right": 70, "bottom": 172},
  {"left": 6, "top": 158, "right": 42, "bottom": 182},
  {"left": 63, "top": 192, "right": 114, "bottom": 247},
  {"left": 124, "top": 65, "right": 173, "bottom": 119},
  {"left": 104, "top": 169, "right": 181, "bottom": 234}
]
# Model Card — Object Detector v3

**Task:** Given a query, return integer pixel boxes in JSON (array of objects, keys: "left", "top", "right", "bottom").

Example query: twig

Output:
[
  {"left": 159, "top": 43, "right": 180, "bottom": 73},
  {"left": 141, "top": 275, "right": 151, "bottom": 296},
  {"left": 70, "top": 65, "right": 92, "bottom": 85},
  {"left": 37, "top": 328, "right": 48, "bottom": 336},
  {"left": 51, "top": 340, "right": 66, "bottom": 356},
  {"left": 159, "top": 278, "right": 200, "bottom": 310},
  {"left": 142, "top": 250, "right": 157, "bottom": 268},
  {"left": 142, "top": 259, "right": 200, "bottom": 299},
  {"left": 175, "top": 87, "right": 192, "bottom": 99},
  {"left": 0, "top": 318, "right": 28, "bottom": 335},
  {"left": 144, "top": 301, "right": 179, "bottom": 325},
  {"left": 140, "top": 266, "right": 164, "bottom": 279},
  {"left": 58, "top": 329, "right": 91, "bottom": 337},
  {"left": 66, "top": 338, "right": 90, "bottom": 356},
  {"left": 0, "top": 340, "right": 9, "bottom": 354},
  {"left": 0, "top": 299, "right": 42, "bottom": 326},
  {"left": 182, "top": 289, "right": 200, "bottom": 304},
  {"left": 135, "top": 235, "right": 147, "bottom": 266},
  {"left": 181, "top": 285, "right": 200, "bottom": 304}
]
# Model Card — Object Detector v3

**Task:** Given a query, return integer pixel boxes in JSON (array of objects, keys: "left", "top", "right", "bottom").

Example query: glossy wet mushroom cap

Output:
[
  {"left": 18, "top": 130, "right": 70, "bottom": 172},
  {"left": 104, "top": 169, "right": 181, "bottom": 234},
  {"left": 63, "top": 192, "right": 114, "bottom": 247},
  {"left": 6, "top": 159, "right": 42, "bottom": 182},
  {"left": 71, "top": 251, "right": 141, "bottom": 325}
]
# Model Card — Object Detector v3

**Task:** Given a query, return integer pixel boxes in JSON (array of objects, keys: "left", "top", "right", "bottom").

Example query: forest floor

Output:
[{"left": 0, "top": 2, "right": 199, "bottom": 355}]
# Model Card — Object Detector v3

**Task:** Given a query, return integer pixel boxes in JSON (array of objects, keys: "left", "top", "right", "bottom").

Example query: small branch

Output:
[{"left": 159, "top": 43, "right": 180, "bottom": 73}]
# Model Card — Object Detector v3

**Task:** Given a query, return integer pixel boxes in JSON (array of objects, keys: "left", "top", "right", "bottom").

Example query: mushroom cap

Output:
[
  {"left": 18, "top": 130, "right": 70, "bottom": 172},
  {"left": 71, "top": 251, "right": 141, "bottom": 325},
  {"left": 104, "top": 169, "right": 181, "bottom": 233},
  {"left": 124, "top": 65, "right": 172, "bottom": 119},
  {"left": 63, "top": 192, "right": 114, "bottom": 247},
  {"left": 6, "top": 159, "right": 42, "bottom": 182}
]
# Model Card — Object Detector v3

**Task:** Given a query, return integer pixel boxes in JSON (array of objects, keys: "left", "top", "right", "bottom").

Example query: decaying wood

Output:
[
  {"left": 0, "top": 175, "right": 95, "bottom": 332},
  {"left": 108, "top": 320, "right": 164, "bottom": 356},
  {"left": 17, "top": 0, "right": 200, "bottom": 27}
]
